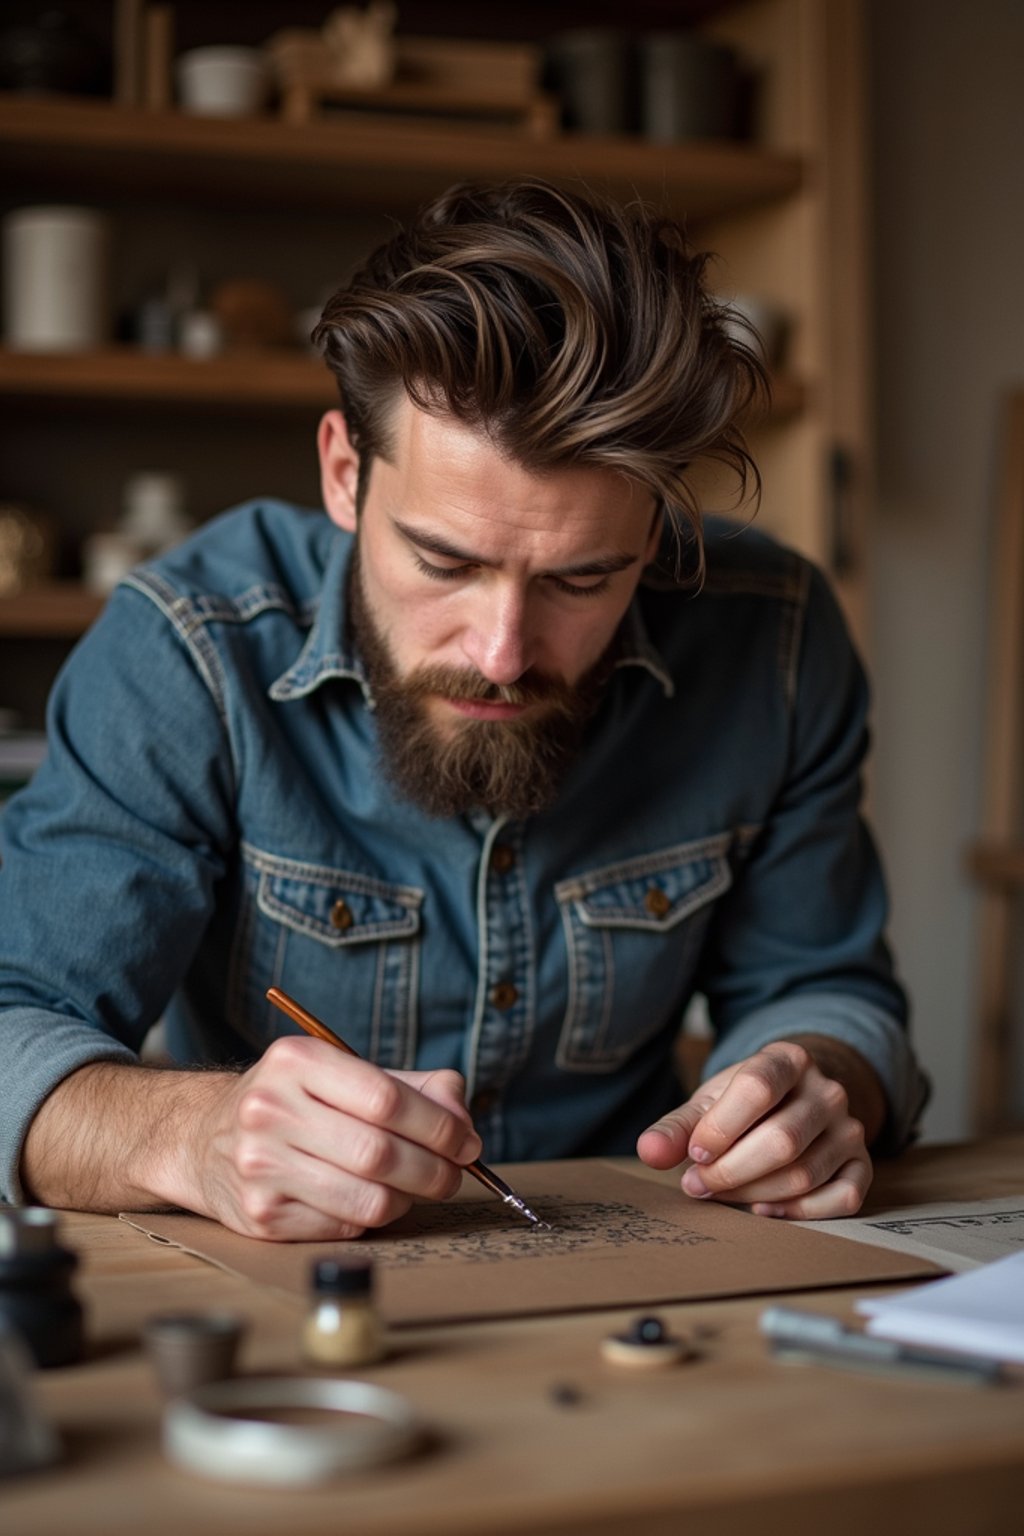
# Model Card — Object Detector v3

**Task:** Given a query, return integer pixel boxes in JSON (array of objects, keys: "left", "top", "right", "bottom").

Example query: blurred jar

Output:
[
  {"left": 0, "top": 503, "right": 55, "bottom": 596},
  {"left": 81, "top": 473, "right": 192, "bottom": 595},
  {"left": 2, "top": 206, "right": 110, "bottom": 352}
]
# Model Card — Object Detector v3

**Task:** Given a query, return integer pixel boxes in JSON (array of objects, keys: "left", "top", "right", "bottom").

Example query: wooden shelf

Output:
[
  {"left": 0, "top": 94, "right": 801, "bottom": 220},
  {"left": 0, "top": 347, "right": 335, "bottom": 410},
  {"left": 0, "top": 584, "right": 105, "bottom": 638},
  {"left": 0, "top": 346, "right": 806, "bottom": 416}
]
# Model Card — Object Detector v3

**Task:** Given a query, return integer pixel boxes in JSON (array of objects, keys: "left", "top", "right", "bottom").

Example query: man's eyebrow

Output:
[{"left": 392, "top": 518, "right": 640, "bottom": 578}]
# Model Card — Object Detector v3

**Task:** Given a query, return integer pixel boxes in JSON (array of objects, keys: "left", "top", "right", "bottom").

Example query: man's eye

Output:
[
  {"left": 549, "top": 576, "right": 612, "bottom": 599},
  {"left": 414, "top": 554, "right": 468, "bottom": 582}
]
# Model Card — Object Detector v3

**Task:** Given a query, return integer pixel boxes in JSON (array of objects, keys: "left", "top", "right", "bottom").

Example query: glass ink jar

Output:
[
  {"left": 302, "top": 1258, "right": 385, "bottom": 1369},
  {"left": 0, "top": 1208, "right": 84, "bottom": 1368}
]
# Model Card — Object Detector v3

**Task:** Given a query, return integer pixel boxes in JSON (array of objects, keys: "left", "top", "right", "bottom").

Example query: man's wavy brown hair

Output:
[{"left": 313, "top": 179, "right": 767, "bottom": 545}]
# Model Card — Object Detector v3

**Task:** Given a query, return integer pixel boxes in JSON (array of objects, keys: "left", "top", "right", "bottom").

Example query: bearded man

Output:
[{"left": 0, "top": 181, "right": 928, "bottom": 1236}]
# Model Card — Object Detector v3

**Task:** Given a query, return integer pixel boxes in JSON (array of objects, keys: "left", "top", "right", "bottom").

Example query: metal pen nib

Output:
[
  {"left": 464, "top": 1160, "right": 553, "bottom": 1230},
  {"left": 500, "top": 1191, "right": 553, "bottom": 1231}
]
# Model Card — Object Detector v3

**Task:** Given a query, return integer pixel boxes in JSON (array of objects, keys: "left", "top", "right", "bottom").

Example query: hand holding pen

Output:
[
  {"left": 266, "top": 988, "right": 547, "bottom": 1227},
  {"left": 169, "top": 987, "right": 492, "bottom": 1242}
]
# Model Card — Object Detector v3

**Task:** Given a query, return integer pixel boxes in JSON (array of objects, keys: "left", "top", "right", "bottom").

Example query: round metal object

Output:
[{"left": 163, "top": 1375, "right": 422, "bottom": 1486}]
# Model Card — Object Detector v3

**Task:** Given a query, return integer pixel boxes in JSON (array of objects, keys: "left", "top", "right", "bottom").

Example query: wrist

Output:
[{"left": 21, "top": 1062, "right": 236, "bottom": 1213}]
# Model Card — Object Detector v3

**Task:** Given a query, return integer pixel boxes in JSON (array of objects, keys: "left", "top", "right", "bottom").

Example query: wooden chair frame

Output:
[{"left": 967, "top": 391, "right": 1024, "bottom": 1131}]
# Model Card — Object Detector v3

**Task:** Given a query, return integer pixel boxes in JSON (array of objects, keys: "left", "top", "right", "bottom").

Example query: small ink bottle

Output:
[
  {"left": 302, "top": 1258, "right": 385, "bottom": 1369},
  {"left": 0, "top": 1208, "right": 84, "bottom": 1368}
]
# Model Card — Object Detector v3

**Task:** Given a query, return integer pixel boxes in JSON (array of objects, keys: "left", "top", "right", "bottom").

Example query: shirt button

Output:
[
  {"left": 644, "top": 886, "right": 671, "bottom": 918},
  {"left": 490, "top": 981, "right": 519, "bottom": 1011},
  {"left": 330, "top": 899, "right": 353, "bottom": 931},
  {"left": 491, "top": 843, "right": 516, "bottom": 875}
]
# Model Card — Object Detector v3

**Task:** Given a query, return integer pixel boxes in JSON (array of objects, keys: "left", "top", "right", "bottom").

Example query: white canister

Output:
[
  {"left": 176, "top": 47, "right": 268, "bottom": 117},
  {"left": 2, "top": 206, "right": 110, "bottom": 352},
  {"left": 119, "top": 472, "right": 192, "bottom": 552}
]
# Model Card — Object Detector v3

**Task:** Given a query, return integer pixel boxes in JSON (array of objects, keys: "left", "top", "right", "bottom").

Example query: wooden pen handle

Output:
[{"left": 266, "top": 985, "right": 357, "bottom": 1055}]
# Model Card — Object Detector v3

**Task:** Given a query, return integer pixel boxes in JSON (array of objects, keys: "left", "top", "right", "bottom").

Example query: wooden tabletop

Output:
[{"left": 4, "top": 1136, "right": 1024, "bottom": 1536}]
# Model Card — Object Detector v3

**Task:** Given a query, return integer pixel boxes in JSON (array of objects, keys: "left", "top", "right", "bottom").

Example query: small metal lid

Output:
[{"left": 311, "top": 1258, "right": 373, "bottom": 1296}]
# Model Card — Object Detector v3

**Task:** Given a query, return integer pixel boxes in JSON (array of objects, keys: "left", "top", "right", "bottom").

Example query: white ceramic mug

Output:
[
  {"left": 176, "top": 47, "right": 268, "bottom": 117},
  {"left": 2, "top": 206, "right": 110, "bottom": 352}
]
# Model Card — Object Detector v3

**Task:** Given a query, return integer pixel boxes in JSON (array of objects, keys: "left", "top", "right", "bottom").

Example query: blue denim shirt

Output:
[{"left": 0, "top": 501, "right": 928, "bottom": 1200}]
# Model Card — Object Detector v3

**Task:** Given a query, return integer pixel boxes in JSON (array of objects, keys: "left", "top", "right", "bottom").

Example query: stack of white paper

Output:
[{"left": 857, "top": 1250, "right": 1024, "bottom": 1363}]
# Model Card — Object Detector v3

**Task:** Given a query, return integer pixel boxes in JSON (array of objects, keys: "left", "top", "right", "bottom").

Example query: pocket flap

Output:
[
  {"left": 254, "top": 858, "right": 422, "bottom": 947},
  {"left": 555, "top": 837, "right": 733, "bottom": 933}
]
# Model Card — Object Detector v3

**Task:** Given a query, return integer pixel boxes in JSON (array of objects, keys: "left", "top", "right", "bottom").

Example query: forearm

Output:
[
  {"left": 779, "top": 1032, "right": 887, "bottom": 1146},
  {"left": 20, "top": 1061, "right": 236, "bottom": 1213}
]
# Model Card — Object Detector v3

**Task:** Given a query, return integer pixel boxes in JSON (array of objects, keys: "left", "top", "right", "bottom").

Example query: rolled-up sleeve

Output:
[{"left": 0, "top": 584, "right": 234, "bottom": 1201}]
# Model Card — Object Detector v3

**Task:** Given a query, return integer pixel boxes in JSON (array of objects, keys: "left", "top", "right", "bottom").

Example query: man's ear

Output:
[{"left": 318, "top": 410, "right": 360, "bottom": 532}]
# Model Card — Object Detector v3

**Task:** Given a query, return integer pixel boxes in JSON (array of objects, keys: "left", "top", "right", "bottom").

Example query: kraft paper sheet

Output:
[{"left": 120, "top": 1160, "right": 941, "bottom": 1326}]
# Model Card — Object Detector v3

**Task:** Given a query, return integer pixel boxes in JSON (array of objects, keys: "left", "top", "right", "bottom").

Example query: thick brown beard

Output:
[{"left": 348, "top": 543, "right": 612, "bottom": 819}]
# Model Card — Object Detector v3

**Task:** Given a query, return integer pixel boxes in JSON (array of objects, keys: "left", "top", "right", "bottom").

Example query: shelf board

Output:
[
  {"left": 0, "top": 346, "right": 805, "bottom": 416},
  {"left": 0, "top": 347, "right": 335, "bottom": 410},
  {"left": 0, "top": 94, "right": 801, "bottom": 220},
  {"left": 0, "top": 584, "right": 104, "bottom": 638}
]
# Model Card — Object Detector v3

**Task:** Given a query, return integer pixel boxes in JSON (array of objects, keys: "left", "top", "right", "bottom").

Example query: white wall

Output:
[{"left": 867, "top": 0, "right": 1024, "bottom": 1139}]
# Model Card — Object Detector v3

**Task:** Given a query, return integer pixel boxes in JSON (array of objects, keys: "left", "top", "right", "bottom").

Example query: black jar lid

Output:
[{"left": 311, "top": 1258, "right": 373, "bottom": 1296}]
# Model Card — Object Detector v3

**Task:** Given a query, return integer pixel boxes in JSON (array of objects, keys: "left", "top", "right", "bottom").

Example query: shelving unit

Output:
[
  {"left": 0, "top": 346, "right": 807, "bottom": 423},
  {"left": 0, "top": 93, "right": 802, "bottom": 217},
  {"left": 0, "top": 585, "right": 104, "bottom": 639},
  {"left": 0, "top": 0, "right": 870, "bottom": 719},
  {"left": 0, "top": 346, "right": 338, "bottom": 411}
]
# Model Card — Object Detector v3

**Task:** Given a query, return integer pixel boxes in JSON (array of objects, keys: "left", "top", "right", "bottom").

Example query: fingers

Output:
[
  {"left": 275, "top": 1042, "right": 478, "bottom": 1166},
  {"left": 685, "top": 1042, "right": 813, "bottom": 1163},
  {"left": 683, "top": 1120, "right": 870, "bottom": 1211},
  {"left": 211, "top": 1038, "right": 482, "bottom": 1240},
  {"left": 749, "top": 1157, "right": 873, "bottom": 1220},
  {"left": 684, "top": 1072, "right": 842, "bottom": 1194},
  {"left": 390, "top": 1067, "right": 481, "bottom": 1162},
  {"left": 646, "top": 1042, "right": 876, "bottom": 1222},
  {"left": 636, "top": 1093, "right": 715, "bottom": 1169}
]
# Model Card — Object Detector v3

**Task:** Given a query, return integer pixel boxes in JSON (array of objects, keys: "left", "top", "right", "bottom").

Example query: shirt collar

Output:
[
  {"left": 269, "top": 534, "right": 675, "bottom": 705},
  {"left": 611, "top": 590, "right": 675, "bottom": 698},
  {"left": 268, "top": 532, "right": 373, "bottom": 705}
]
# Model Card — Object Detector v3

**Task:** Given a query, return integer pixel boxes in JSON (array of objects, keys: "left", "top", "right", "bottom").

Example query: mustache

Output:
[{"left": 390, "top": 664, "right": 575, "bottom": 710}]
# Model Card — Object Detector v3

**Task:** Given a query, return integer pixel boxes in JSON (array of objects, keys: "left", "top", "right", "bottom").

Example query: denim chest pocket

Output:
[
  {"left": 554, "top": 835, "right": 734, "bottom": 1070},
  {"left": 230, "top": 843, "right": 423, "bottom": 1067}
]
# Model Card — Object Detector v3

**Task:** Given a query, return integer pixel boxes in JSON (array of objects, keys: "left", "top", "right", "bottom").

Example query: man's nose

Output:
[{"left": 461, "top": 586, "right": 535, "bottom": 686}]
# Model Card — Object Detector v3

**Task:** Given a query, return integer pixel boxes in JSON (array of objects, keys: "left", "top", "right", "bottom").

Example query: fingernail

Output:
[
  {"left": 753, "top": 1204, "right": 786, "bottom": 1219},
  {"left": 458, "top": 1131, "right": 482, "bottom": 1162},
  {"left": 688, "top": 1144, "right": 712, "bottom": 1164},
  {"left": 682, "top": 1169, "right": 710, "bottom": 1198}
]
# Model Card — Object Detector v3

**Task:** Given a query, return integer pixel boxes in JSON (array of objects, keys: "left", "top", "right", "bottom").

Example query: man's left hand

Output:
[{"left": 636, "top": 1036, "right": 886, "bottom": 1219}]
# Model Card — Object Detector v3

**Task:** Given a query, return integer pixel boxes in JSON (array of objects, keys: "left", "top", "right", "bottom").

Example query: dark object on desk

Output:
[
  {"left": 760, "top": 1306, "right": 1004, "bottom": 1386},
  {"left": 0, "top": 1325, "right": 61, "bottom": 1478},
  {"left": 265, "top": 985, "right": 551, "bottom": 1229},
  {"left": 143, "top": 1310, "right": 248, "bottom": 1397},
  {"left": 0, "top": 1207, "right": 84, "bottom": 1368},
  {"left": 601, "top": 1313, "right": 691, "bottom": 1369}
]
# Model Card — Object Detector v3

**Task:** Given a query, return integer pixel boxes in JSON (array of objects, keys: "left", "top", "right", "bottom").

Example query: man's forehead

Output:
[{"left": 377, "top": 397, "right": 656, "bottom": 553}]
